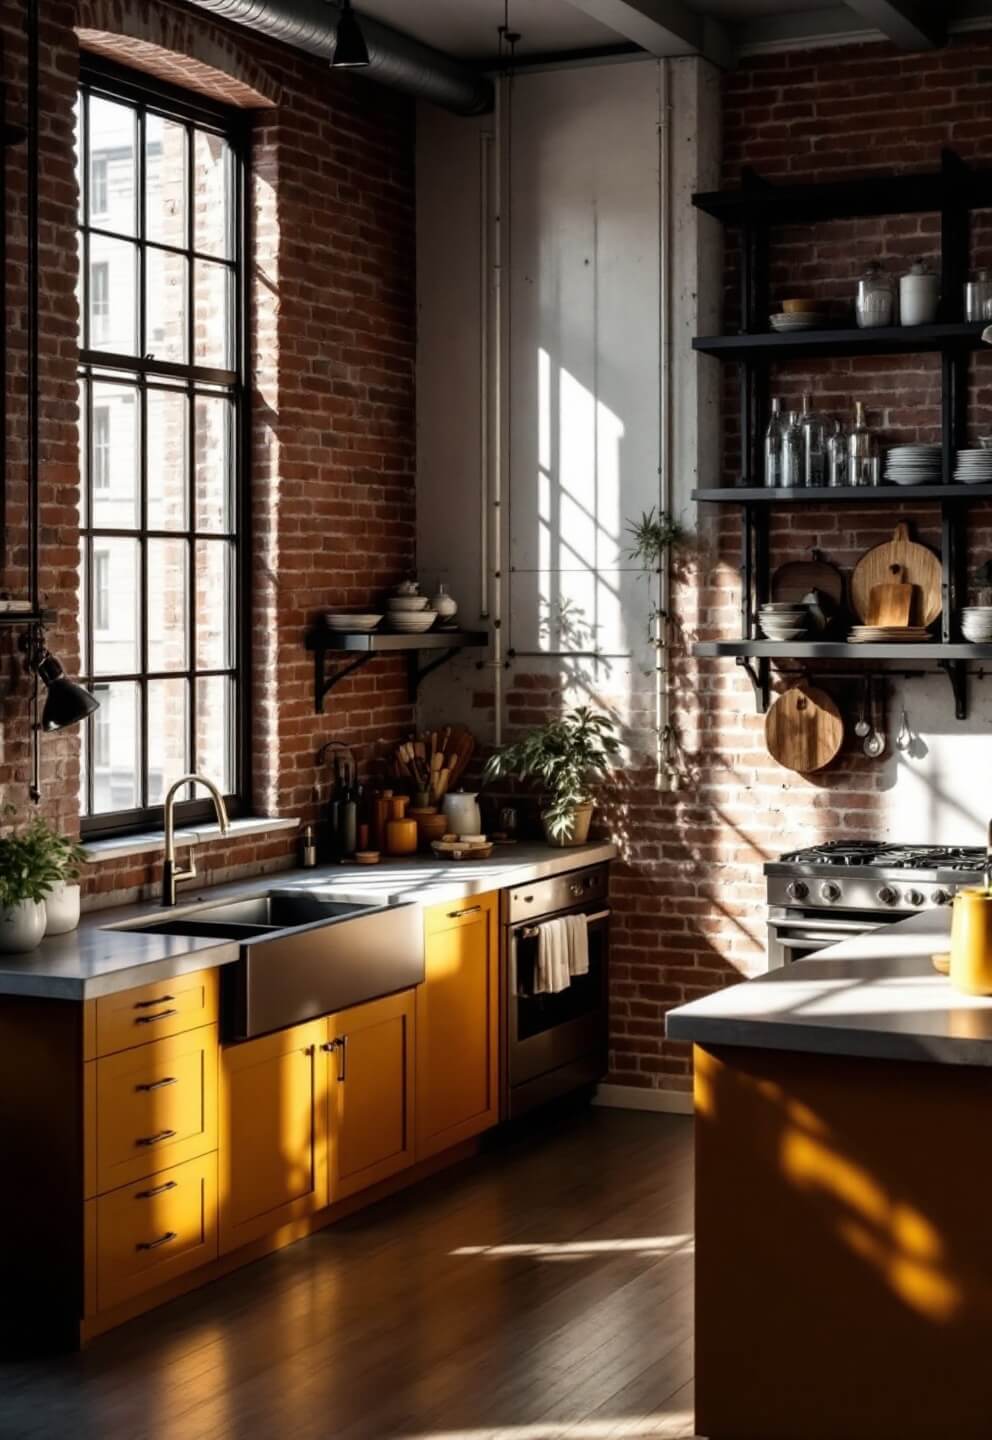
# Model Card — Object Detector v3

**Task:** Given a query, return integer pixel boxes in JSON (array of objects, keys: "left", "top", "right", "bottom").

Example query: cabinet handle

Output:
[
  {"left": 136, "top": 1076, "right": 178, "bottom": 1093},
  {"left": 136, "top": 1180, "right": 178, "bottom": 1200},
  {"left": 447, "top": 904, "right": 481, "bottom": 919},
  {"left": 135, "top": 1009, "right": 179, "bottom": 1026},
  {"left": 321, "top": 1037, "right": 347, "bottom": 1081},
  {"left": 136, "top": 1129, "right": 177, "bottom": 1148},
  {"left": 136, "top": 1231, "right": 177, "bottom": 1252},
  {"left": 134, "top": 994, "right": 176, "bottom": 1009}
]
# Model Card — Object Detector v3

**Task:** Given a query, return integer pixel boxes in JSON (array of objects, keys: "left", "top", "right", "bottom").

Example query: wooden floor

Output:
[{"left": 1, "top": 1106, "right": 696, "bottom": 1440}]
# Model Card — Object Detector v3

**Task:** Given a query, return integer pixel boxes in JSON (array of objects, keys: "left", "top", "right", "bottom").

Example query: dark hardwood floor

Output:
[{"left": 1, "top": 1107, "right": 695, "bottom": 1440}]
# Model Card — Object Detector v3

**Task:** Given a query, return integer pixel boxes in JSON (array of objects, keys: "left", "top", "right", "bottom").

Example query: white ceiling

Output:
[{"left": 357, "top": 0, "right": 627, "bottom": 57}]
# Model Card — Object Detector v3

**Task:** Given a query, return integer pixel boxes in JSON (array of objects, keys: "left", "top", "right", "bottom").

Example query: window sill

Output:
[{"left": 81, "top": 816, "right": 300, "bottom": 863}]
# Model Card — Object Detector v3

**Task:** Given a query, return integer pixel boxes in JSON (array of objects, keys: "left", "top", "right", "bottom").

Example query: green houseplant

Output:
[
  {"left": 0, "top": 815, "right": 86, "bottom": 952},
  {"left": 484, "top": 706, "right": 620, "bottom": 846}
]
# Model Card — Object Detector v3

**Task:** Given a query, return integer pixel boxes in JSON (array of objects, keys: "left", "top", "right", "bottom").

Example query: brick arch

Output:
[{"left": 76, "top": 0, "right": 280, "bottom": 108}]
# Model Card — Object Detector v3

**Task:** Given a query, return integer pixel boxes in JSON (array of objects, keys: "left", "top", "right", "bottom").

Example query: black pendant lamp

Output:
[
  {"left": 20, "top": 631, "right": 100, "bottom": 732},
  {"left": 332, "top": 0, "right": 370, "bottom": 68}
]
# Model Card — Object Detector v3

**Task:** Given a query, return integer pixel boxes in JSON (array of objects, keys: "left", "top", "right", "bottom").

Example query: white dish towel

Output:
[{"left": 535, "top": 914, "right": 590, "bottom": 994}]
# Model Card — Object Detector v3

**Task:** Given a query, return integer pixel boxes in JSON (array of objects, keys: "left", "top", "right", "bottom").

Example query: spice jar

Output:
[{"left": 855, "top": 261, "right": 894, "bottom": 329}]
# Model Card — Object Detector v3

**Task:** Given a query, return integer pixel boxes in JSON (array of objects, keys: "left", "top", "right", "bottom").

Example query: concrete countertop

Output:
[
  {"left": 0, "top": 841, "right": 616, "bottom": 1001},
  {"left": 666, "top": 908, "right": 992, "bottom": 1067}
]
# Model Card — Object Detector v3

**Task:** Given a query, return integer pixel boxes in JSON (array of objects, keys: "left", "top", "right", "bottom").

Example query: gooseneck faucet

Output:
[{"left": 162, "top": 773, "right": 230, "bottom": 906}]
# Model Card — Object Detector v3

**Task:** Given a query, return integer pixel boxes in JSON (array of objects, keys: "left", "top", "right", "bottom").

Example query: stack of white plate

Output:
[
  {"left": 848, "top": 626, "right": 932, "bottom": 644},
  {"left": 324, "top": 612, "right": 382, "bottom": 632},
  {"left": 961, "top": 607, "right": 992, "bottom": 642},
  {"left": 954, "top": 449, "right": 992, "bottom": 485},
  {"left": 758, "top": 602, "right": 810, "bottom": 640},
  {"left": 385, "top": 592, "right": 437, "bottom": 632},
  {"left": 769, "top": 313, "right": 831, "bottom": 333},
  {"left": 884, "top": 443, "right": 942, "bottom": 486}
]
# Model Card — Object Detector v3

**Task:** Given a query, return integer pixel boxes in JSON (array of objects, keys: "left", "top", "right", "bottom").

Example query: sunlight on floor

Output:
[
  {"left": 450, "top": 1236, "right": 694, "bottom": 1260},
  {"left": 395, "top": 1414, "right": 696, "bottom": 1439}
]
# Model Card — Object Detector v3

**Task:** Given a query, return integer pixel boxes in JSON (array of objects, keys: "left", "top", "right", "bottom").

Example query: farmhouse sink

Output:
[{"left": 110, "top": 889, "right": 425, "bottom": 1041}]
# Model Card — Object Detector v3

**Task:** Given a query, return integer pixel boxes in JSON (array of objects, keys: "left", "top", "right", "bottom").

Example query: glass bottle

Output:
[
  {"left": 800, "top": 393, "right": 827, "bottom": 487},
  {"left": 780, "top": 411, "right": 804, "bottom": 488},
  {"left": 964, "top": 268, "right": 992, "bottom": 322},
  {"left": 848, "top": 402, "right": 879, "bottom": 487},
  {"left": 827, "top": 419, "right": 848, "bottom": 487},
  {"left": 764, "top": 397, "right": 784, "bottom": 488},
  {"left": 856, "top": 261, "right": 894, "bottom": 329}
]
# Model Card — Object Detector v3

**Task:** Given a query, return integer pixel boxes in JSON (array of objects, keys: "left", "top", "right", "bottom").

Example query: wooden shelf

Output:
[
  {"left": 693, "top": 484, "right": 992, "bottom": 503},
  {"left": 694, "top": 640, "right": 992, "bottom": 660},
  {"left": 305, "top": 627, "right": 488, "bottom": 713},
  {"left": 693, "top": 321, "right": 987, "bottom": 360}
]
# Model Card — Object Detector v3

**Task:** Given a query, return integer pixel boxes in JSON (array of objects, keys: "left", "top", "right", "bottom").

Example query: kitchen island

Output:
[{"left": 667, "top": 907, "right": 992, "bottom": 1440}]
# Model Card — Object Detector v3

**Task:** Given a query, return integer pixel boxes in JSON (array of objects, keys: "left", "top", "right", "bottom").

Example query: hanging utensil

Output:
[
  {"left": 864, "top": 675, "right": 886, "bottom": 758},
  {"left": 854, "top": 676, "right": 871, "bottom": 737}
]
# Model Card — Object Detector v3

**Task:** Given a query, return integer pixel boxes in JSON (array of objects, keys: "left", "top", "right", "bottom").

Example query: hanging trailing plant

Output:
[{"left": 624, "top": 507, "right": 684, "bottom": 570}]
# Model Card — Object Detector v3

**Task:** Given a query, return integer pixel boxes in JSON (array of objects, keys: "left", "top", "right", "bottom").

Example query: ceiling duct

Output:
[{"left": 186, "top": 0, "right": 494, "bottom": 115}]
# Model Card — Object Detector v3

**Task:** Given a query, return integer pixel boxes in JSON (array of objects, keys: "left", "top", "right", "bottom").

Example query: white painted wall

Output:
[{"left": 416, "top": 57, "right": 721, "bottom": 748}]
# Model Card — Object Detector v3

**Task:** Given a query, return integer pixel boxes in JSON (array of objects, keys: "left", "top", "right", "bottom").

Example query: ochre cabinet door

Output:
[
  {"left": 327, "top": 989, "right": 415, "bottom": 1203},
  {"left": 416, "top": 892, "right": 499, "bottom": 1160},
  {"left": 218, "top": 1019, "right": 327, "bottom": 1255}
]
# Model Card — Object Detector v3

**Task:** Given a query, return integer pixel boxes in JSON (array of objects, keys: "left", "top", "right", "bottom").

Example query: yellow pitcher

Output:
[{"left": 949, "top": 885, "right": 992, "bottom": 995}]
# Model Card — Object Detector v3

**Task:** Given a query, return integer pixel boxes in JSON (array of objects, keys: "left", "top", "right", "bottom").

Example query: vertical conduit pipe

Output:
[{"left": 657, "top": 59, "right": 673, "bottom": 782}]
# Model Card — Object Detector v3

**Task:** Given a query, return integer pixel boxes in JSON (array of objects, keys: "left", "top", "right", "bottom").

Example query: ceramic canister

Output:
[
  {"left": 385, "top": 795, "right": 418, "bottom": 856},
  {"left": 442, "top": 791, "right": 482, "bottom": 836},
  {"left": 949, "top": 886, "right": 992, "bottom": 995}
]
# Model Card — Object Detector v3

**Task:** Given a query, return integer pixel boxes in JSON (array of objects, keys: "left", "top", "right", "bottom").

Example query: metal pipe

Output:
[
  {"left": 479, "top": 131, "right": 492, "bottom": 621},
  {"left": 26, "top": 0, "right": 40, "bottom": 803},
  {"left": 186, "top": 0, "right": 493, "bottom": 115},
  {"left": 657, "top": 59, "right": 672, "bottom": 782},
  {"left": 491, "top": 70, "right": 505, "bottom": 745}
]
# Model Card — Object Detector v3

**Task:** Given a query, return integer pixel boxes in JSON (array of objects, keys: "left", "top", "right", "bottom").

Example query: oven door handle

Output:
[
  {"left": 516, "top": 909, "right": 610, "bottom": 941},
  {"left": 776, "top": 935, "right": 867, "bottom": 951},
  {"left": 770, "top": 917, "right": 882, "bottom": 934}
]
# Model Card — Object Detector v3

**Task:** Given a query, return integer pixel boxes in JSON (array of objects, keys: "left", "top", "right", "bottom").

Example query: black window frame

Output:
[{"left": 77, "top": 58, "right": 251, "bottom": 838}]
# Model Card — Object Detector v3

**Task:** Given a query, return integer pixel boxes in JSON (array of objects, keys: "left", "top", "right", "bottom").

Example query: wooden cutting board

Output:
[
  {"left": 866, "top": 564, "right": 915, "bottom": 626},
  {"left": 851, "top": 524, "right": 941, "bottom": 626},
  {"left": 772, "top": 556, "right": 844, "bottom": 609},
  {"left": 765, "top": 684, "right": 844, "bottom": 773}
]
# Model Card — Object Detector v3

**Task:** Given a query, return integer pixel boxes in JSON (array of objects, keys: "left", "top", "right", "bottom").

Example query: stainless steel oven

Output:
[
  {"left": 501, "top": 864, "right": 610, "bottom": 1119},
  {"left": 767, "top": 909, "right": 887, "bottom": 968}
]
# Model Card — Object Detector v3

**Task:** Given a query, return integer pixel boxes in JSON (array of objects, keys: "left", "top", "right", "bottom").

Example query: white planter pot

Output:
[
  {"left": 45, "top": 881, "right": 81, "bottom": 936},
  {"left": 0, "top": 899, "right": 47, "bottom": 954}
]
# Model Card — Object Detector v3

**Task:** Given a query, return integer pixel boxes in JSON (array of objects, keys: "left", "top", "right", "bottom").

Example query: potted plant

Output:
[
  {"left": 0, "top": 815, "right": 85, "bottom": 952},
  {"left": 30, "top": 821, "right": 87, "bottom": 936},
  {"left": 484, "top": 706, "right": 620, "bottom": 846}
]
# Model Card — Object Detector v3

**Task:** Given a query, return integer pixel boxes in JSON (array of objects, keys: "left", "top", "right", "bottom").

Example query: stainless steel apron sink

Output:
[{"left": 110, "top": 889, "right": 425, "bottom": 1041}]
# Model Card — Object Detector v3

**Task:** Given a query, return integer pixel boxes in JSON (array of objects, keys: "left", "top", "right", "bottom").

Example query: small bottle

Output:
[
  {"left": 300, "top": 824, "right": 317, "bottom": 868},
  {"left": 780, "top": 411, "right": 804, "bottom": 488},
  {"left": 848, "top": 401, "right": 879, "bottom": 487},
  {"left": 827, "top": 420, "right": 848, "bottom": 487},
  {"left": 764, "top": 397, "right": 784, "bottom": 488},
  {"left": 800, "top": 393, "right": 827, "bottom": 487}
]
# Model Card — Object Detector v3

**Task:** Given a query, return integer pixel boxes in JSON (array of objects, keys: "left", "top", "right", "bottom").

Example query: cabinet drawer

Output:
[
  {"left": 424, "top": 894, "right": 496, "bottom": 937},
  {"left": 94, "top": 968, "right": 218, "bottom": 1057},
  {"left": 94, "top": 1026, "right": 218, "bottom": 1195},
  {"left": 93, "top": 1152, "right": 218, "bottom": 1313}
]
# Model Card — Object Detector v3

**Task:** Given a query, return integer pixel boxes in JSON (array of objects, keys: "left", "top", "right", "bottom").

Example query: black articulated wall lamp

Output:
[
  {"left": 19, "top": 630, "right": 99, "bottom": 733},
  {"left": 331, "top": 0, "right": 370, "bottom": 68}
]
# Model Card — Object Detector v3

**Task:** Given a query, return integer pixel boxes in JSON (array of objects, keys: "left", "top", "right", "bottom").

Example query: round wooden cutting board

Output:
[
  {"left": 765, "top": 683, "right": 844, "bottom": 773},
  {"left": 851, "top": 523, "right": 942, "bottom": 626}
]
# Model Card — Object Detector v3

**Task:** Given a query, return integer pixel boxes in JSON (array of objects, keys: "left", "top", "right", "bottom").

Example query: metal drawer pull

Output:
[
  {"left": 136, "top": 1231, "right": 177, "bottom": 1252},
  {"left": 135, "top": 1009, "right": 179, "bottom": 1025},
  {"left": 136, "top": 1180, "right": 178, "bottom": 1200},
  {"left": 136, "top": 1129, "right": 177, "bottom": 1148},
  {"left": 136, "top": 1076, "right": 178, "bottom": 1093},
  {"left": 134, "top": 995, "right": 176, "bottom": 1009},
  {"left": 447, "top": 904, "right": 481, "bottom": 919},
  {"left": 519, "top": 908, "right": 610, "bottom": 940},
  {"left": 321, "top": 1036, "right": 348, "bottom": 1081}
]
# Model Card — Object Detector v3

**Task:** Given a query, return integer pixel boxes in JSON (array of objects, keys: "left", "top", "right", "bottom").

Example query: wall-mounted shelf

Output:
[
  {"left": 305, "top": 627, "right": 488, "bottom": 714},
  {"left": 693, "top": 484, "right": 992, "bottom": 504},
  {"left": 690, "top": 148, "right": 992, "bottom": 722},
  {"left": 0, "top": 608, "right": 55, "bottom": 626}
]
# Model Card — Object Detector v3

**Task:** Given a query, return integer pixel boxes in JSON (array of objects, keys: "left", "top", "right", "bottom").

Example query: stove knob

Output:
[
  {"left": 820, "top": 882, "right": 841, "bottom": 903},
  {"left": 932, "top": 889, "right": 951, "bottom": 907},
  {"left": 786, "top": 881, "right": 808, "bottom": 902},
  {"left": 877, "top": 885, "right": 899, "bottom": 906},
  {"left": 906, "top": 889, "right": 925, "bottom": 908}
]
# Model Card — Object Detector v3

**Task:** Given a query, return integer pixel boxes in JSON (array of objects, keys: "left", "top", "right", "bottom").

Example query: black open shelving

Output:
[
  {"left": 305, "top": 626, "right": 488, "bottom": 714},
  {"left": 690, "top": 148, "right": 992, "bottom": 720}
]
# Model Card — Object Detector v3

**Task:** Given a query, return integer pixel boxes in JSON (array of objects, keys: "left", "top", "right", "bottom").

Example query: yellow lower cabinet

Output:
[
  {"left": 328, "top": 990, "right": 416, "bottom": 1203},
  {"left": 93, "top": 1152, "right": 218, "bottom": 1312},
  {"left": 95, "top": 1025, "right": 218, "bottom": 1194},
  {"left": 218, "top": 1019, "right": 328, "bottom": 1255}
]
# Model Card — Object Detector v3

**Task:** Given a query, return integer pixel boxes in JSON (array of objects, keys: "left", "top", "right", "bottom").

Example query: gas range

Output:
[{"left": 765, "top": 841, "right": 987, "bottom": 917}]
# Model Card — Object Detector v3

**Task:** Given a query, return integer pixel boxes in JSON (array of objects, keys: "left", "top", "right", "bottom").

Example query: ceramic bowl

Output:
[
  {"left": 387, "top": 595, "right": 430, "bottom": 612},
  {"left": 324, "top": 612, "right": 383, "bottom": 631}
]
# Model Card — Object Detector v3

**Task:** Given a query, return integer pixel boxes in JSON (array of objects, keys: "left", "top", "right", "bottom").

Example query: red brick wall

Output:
[{"left": 0, "top": 0, "right": 416, "bottom": 904}]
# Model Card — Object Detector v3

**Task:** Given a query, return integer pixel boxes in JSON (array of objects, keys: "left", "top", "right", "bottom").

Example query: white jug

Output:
[{"left": 442, "top": 791, "right": 482, "bottom": 837}]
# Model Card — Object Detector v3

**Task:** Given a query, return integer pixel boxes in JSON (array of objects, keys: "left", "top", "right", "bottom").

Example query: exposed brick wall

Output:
[{"left": 0, "top": 0, "right": 416, "bottom": 906}]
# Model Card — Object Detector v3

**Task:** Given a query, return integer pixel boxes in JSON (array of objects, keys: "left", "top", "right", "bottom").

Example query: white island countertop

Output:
[
  {"left": 0, "top": 841, "right": 615, "bottom": 1001},
  {"left": 665, "top": 908, "right": 992, "bottom": 1067}
]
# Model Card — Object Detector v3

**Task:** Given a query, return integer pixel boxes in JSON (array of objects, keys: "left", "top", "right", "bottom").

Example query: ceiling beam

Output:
[
  {"left": 841, "top": 0, "right": 945, "bottom": 47},
  {"left": 561, "top": 0, "right": 735, "bottom": 68}
]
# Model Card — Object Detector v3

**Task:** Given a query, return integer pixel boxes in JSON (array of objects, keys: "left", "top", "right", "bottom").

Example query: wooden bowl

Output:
[{"left": 782, "top": 298, "right": 820, "bottom": 314}]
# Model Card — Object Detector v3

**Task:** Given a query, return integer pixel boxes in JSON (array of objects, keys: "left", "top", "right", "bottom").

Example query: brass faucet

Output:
[{"left": 162, "top": 774, "right": 230, "bottom": 906}]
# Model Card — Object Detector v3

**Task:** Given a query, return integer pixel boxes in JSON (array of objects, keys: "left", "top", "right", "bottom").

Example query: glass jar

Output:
[
  {"left": 856, "top": 262, "right": 894, "bottom": 329},
  {"left": 965, "top": 269, "right": 992, "bottom": 323},
  {"left": 800, "top": 393, "right": 828, "bottom": 487},
  {"left": 827, "top": 420, "right": 848, "bottom": 487},
  {"left": 780, "top": 411, "right": 804, "bottom": 488},
  {"left": 848, "top": 401, "right": 880, "bottom": 487}
]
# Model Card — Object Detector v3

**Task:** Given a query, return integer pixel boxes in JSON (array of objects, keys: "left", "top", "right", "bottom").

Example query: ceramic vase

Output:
[
  {"left": 0, "top": 899, "right": 47, "bottom": 954},
  {"left": 45, "top": 881, "right": 81, "bottom": 936}
]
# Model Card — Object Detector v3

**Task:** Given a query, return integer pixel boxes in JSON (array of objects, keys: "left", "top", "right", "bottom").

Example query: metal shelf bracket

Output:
[
  {"left": 939, "top": 658, "right": 968, "bottom": 721},
  {"left": 737, "top": 655, "right": 770, "bottom": 713},
  {"left": 314, "top": 651, "right": 374, "bottom": 714},
  {"left": 407, "top": 647, "right": 461, "bottom": 702}
]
